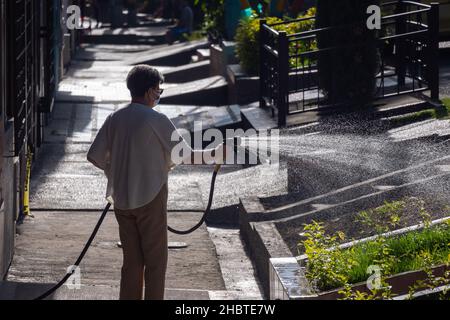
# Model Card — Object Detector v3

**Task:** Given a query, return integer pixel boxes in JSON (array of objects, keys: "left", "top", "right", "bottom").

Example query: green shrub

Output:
[
  {"left": 235, "top": 8, "right": 316, "bottom": 75},
  {"left": 195, "top": 0, "right": 226, "bottom": 40}
]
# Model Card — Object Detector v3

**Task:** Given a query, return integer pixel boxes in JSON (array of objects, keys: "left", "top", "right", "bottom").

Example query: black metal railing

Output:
[
  {"left": 40, "top": 0, "right": 59, "bottom": 115},
  {"left": 10, "top": 0, "right": 41, "bottom": 155},
  {"left": 260, "top": 1, "right": 440, "bottom": 127}
]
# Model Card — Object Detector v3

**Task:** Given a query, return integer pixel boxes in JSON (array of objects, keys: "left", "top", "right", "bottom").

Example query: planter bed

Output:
[
  {"left": 276, "top": 196, "right": 450, "bottom": 256},
  {"left": 312, "top": 264, "right": 449, "bottom": 300},
  {"left": 270, "top": 217, "right": 450, "bottom": 300},
  {"left": 298, "top": 216, "right": 450, "bottom": 299},
  {"left": 270, "top": 258, "right": 449, "bottom": 300}
]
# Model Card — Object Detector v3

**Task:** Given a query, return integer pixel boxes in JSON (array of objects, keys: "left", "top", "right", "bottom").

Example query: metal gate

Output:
[
  {"left": 0, "top": 0, "right": 63, "bottom": 279},
  {"left": 8, "top": 0, "right": 42, "bottom": 155},
  {"left": 260, "top": 1, "right": 440, "bottom": 127},
  {"left": 40, "top": 0, "right": 59, "bottom": 115}
]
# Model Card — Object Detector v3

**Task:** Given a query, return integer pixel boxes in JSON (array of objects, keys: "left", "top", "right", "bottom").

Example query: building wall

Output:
[
  {"left": 0, "top": 0, "right": 67, "bottom": 280},
  {"left": 0, "top": 0, "right": 19, "bottom": 280}
]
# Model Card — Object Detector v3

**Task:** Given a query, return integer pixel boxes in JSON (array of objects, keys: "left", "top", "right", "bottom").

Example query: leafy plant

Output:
[
  {"left": 301, "top": 221, "right": 358, "bottom": 292},
  {"left": 300, "top": 201, "right": 450, "bottom": 299},
  {"left": 356, "top": 200, "right": 406, "bottom": 234},
  {"left": 235, "top": 7, "right": 316, "bottom": 75},
  {"left": 407, "top": 251, "right": 450, "bottom": 300},
  {"left": 182, "top": 30, "right": 207, "bottom": 42},
  {"left": 194, "top": 0, "right": 226, "bottom": 41}
]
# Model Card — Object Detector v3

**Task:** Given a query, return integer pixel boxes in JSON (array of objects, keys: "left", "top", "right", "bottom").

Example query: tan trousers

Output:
[{"left": 114, "top": 184, "right": 168, "bottom": 300}]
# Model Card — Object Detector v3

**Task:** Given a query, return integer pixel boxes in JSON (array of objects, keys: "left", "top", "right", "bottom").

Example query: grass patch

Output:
[
  {"left": 182, "top": 31, "right": 207, "bottom": 42},
  {"left": 389, "top": 98, "right": 450, "bottom": 127},
  {"left": 342, "top": 223, "right": 450, "bottom": 286},
  {"left": 442, "top": 98, "right": 450, "bottom": 119}
]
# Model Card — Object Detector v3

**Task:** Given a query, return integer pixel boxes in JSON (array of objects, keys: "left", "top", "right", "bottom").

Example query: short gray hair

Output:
[{"left": 126, "top": 65, "right": 164, "bottom": 98}]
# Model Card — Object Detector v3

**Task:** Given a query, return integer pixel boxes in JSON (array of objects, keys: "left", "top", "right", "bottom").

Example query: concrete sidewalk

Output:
[{"left": 4, "top": 211, "right": 225, "bottom": 300}]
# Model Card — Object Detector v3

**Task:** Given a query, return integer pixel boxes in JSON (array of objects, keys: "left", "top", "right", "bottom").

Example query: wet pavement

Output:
[
  {"left": 262, "top": 114, "right": 450, "bottom": 206},
  {"left": 254, "top": 114, "right": 450, "bottom": 255}
]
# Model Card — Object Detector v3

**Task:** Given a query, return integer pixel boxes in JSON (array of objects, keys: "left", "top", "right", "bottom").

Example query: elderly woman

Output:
[{"left": 88, "top": 65, "right": 231, "bottom": 300}]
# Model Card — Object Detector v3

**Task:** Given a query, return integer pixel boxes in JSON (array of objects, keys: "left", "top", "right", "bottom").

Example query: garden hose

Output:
[
  {"left": 33, "top": 138, "right": 240, "bottom": 300},
  {"left": 167, "top": 163, "right": 222, "bottom": 235},
  {"left": 167, "top": 137, "right": 240, "bottom": 235},
  {"left": 34, "top": 202, "right": 112, "bottom": 300}
]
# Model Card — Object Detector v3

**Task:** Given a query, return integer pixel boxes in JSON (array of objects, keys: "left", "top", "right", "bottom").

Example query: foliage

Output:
[
  {"left": 440, "top": 98, "right": 450, "bottom": 119},
  {"left": 194, "top": 0, "right": 226, "bottom": 41},
  {"left": 301, "top": 221, "right": 358, "bottom": 291},
  {"left": 183, "top": 30, "right": 207, "bottom": 42},
  {"left": 356, "top": 200, "right": 406, "bottom": 234},
  {"left": 235, "top": 7, "right": 316, "bottom": 75},
  {"left": 300, "top": 200, "right": 450, "bottom": 299},
  {"left": 407, "top": 251, "right": 450, "bottom": 300},
  {"left": 389, "top": 99, "right": 450, "bottom": 126},
  {"left": 235, "top": 16, "right": 279, "bottom": 75}
]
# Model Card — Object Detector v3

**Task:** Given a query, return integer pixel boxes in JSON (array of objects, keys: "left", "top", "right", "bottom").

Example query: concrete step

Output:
[
  {"left": 136, "top": 17, "right": 174, "bottom": 27},
  {"left": 278, "top": 171, "right": 450, "bottom": 222},
  {"left": 195, "top": 49, "right": 211, "bottom": 61},
  {"left": 207, "top": 227, "right": 264, "bottom": 300},
  {"left": 73, "top": 44, "right": 155, "bottom": 62},
  {"left": 169, "top": 105, "right": 241, "bottom": 132},
  {"left": 250, "top": 93, "right": 435, "bottom": 130},
  {"left": 161, "top": 76, "right": 228, "bottom": 106},
  {"left": 55, "top": 79, "right": 130, "bottom": 104},
  {"left": 244, "top": 155, "right": 450, "bottom": 223},
  {"left": 130, "top": 40, "right": 210, "bottom": 66},
  {"left": 162, "top": 60, "right": 211, "bottom": 83},
  {"left": 241, "top": 104, "right": 278, "bottom": 132},
  {"left": 84, "top": 15, "right": 173, "bottom": 29},
  {"left": 83, "top": 27, "right": 168, "bottom": 45}
]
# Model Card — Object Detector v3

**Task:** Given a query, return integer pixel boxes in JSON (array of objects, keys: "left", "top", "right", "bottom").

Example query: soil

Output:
[{"left": 276, "top": 196, "right": 450, "bottom": 256}]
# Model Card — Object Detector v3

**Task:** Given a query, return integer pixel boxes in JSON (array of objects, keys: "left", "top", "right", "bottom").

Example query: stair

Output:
[
  {"left": 161, "top": 76, "right": 228, "bottom": 106},
  {"left": 194, "top": 49, "right": 211, "bottom": 62},
  {"left": 169, "top": 105, "right": 241, "bottom": 132},
  {"left": 130, "top": 40, "right": 210, "bottom": 66},
  {"left": 162, "top": 60, "right": 211, "bottom": 83},
  {"left": 240, "top": 104, "right": 277, "bottom": 132},
  {"left": 83, "top": 27, "right": 168, "bottom": 45},
  {"left": 244, "top": 155, "right": 450, "bottom": 223}
]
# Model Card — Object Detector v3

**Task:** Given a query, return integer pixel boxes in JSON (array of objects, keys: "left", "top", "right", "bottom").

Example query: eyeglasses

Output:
[{"left": 154, "top": 88, "right": 164, "bottom": 95}]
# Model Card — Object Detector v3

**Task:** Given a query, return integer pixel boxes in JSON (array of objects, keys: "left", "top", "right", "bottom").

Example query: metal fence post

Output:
[
  {"left": 428, "top": 3, "right": 440, "bottom": 102},
  {"left": 395, "top": 0, "right": 406, "bottom": 88},
  {"left": 277, "top": 31, "right": 289, "bottom": 127},
  {"left": 259, "top": 19, "right": 267, "bottom": 109}
]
